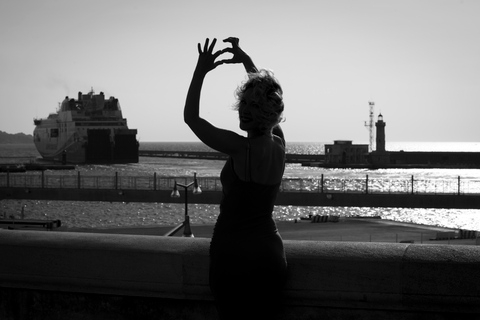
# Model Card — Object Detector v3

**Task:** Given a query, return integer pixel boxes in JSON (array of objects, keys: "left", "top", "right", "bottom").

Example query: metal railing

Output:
[
  {"left": 1, "top": 172, "right": 480, "bottom": 195},
  {"left": 289, "top": 174, "right": 480, "bottom": 195}
]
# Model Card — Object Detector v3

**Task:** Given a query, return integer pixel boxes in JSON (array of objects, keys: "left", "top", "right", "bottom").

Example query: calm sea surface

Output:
[{"left": 1, "top": 141, "right": 480, "bottom": 231}]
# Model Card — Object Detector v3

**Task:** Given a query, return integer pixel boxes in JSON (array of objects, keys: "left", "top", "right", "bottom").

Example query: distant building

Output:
[
  {"left": 322, "top": 112, "right": 480, "bottom": 168},
  {"left": 324, "top": 140, "right": 369, "bottom": 165}
]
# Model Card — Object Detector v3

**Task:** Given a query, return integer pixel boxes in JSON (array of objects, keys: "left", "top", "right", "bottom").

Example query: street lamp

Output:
[{"left": 170, "top": 172, "right": 202, "bottom": 237}]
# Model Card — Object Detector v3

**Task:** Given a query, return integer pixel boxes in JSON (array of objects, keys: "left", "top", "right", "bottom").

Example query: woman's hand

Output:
[
  {"left": 219, "top": 37, "right": 245, "bottom": 64},
  {"left": 220, "top": 37, "right": 257, "bottom": 73},
  {"left": 195, "top": 38, "right": 224, "bottom": 75}
]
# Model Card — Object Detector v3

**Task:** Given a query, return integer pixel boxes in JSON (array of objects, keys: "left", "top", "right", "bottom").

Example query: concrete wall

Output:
[
  {"left": 1, "top": 230, "right": 480, "bottom": 319},
  {"left": 389, "top": 151, "right": 480, "bottom": 166},
  {"left": 3, "top": 187, "right": 480, "bottom": 209}
]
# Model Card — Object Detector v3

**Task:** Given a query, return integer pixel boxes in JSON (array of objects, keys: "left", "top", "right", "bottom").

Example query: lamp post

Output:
[{"left": 170, "top": 172, "right": 202, "bottom": 237}]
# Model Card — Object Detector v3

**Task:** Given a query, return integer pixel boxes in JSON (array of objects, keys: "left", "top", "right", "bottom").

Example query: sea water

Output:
[{"left": 1, "top": 142, "right": 480, "bottom": 230}]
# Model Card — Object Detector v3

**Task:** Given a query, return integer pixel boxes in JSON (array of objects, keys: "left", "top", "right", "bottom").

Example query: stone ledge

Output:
[{"left": 1, "top": 230, "right": 480, "bottom": 319}]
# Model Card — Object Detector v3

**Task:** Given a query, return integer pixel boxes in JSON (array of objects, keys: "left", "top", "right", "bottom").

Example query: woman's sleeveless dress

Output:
[{"left": 209, "top": 144, "right": 287, "bottom": 320}]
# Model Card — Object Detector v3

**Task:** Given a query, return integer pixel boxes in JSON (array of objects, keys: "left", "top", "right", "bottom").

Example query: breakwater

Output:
[
  {"left": 139, "top": 149, "right": 324, "bottom": 164},
  {"left": 388, "top": 151, "right": 480, "bottom": 168},
  {"left": 139, "top": 149, "right": 480, "bottom": 168}
]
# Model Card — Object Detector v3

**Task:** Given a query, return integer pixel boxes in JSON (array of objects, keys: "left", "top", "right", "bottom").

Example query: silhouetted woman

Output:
[{"left": 184, "top": 37, "right": 287, "bottom": 320}]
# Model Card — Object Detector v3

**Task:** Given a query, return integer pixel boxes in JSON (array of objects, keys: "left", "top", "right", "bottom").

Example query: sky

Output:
[{"left": 0, "top": 0, "right": 479, "bottom": 143}]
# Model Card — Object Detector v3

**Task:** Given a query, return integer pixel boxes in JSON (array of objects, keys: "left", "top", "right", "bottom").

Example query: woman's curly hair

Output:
[{"left": 233, "top": 69, "right": 284, "bottom": 134}]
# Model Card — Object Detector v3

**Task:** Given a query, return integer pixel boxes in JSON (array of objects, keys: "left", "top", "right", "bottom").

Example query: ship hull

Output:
[
  {"left": 34, "top": 126, "right": 138, "bottom": 164},
  {"left": 33, "top": 90, "right": 139, "bottom": 164}
]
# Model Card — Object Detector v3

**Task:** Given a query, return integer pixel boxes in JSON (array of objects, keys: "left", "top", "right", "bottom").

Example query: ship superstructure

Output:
[{"left": 33, "top": 89, "right": 138, "bottom": 164}]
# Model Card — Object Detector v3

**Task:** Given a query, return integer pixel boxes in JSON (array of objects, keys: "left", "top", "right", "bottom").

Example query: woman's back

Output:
[{"left": 231, "top": 135, "right": 285, "bottom": 185}]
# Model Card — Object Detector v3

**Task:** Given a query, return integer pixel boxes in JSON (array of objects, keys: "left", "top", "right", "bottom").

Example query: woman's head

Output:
[{"left": 234, "top": 69, "right": 284, "bottom": 135}]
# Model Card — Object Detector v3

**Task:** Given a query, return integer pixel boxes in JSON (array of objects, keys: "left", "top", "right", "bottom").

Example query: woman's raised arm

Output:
[{"left": 183, "top": 38, "right": 243, "bottom": 155}]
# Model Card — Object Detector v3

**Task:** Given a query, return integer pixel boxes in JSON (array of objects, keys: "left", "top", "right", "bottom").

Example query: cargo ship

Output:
[{"left": 33, "top": 89, "right": 138, "bottom": 164}]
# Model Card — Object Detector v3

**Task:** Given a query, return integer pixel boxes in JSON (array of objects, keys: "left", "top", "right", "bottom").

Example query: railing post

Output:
[
  {"left": 458, "top": 176, "right": 461, "bottom": 195},
  {"left": 77, "top": 171, "right": 81, "bottom": 189},
  {"left": 411, "top": 175, "right": 414, "bottom": 194},
  {"left": 366, "top": 174, "right": 369, "bottom": 194},
  {"left": 321, "top": 174, "right": 324, "bottom": 193},
  {"left": 115, "top": 172, "right": 118, "bottom": 190}
]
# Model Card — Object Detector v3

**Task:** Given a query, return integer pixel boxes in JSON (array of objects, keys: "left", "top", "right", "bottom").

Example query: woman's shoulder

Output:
[{"left": 272, "top": 134, "right": 285, "bottom": 150}]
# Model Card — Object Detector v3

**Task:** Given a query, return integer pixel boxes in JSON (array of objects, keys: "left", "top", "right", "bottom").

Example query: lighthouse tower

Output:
[{"left": 375, "top": 114, "right": 386, "bottom": 152}]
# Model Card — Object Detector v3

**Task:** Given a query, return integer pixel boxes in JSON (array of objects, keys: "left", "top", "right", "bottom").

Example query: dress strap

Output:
[{"left": 245, "top": 139, "right": 251, "bottom": 182}]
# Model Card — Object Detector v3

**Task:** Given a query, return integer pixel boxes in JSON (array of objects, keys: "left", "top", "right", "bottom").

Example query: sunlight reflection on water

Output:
[
  {"left": 1, "top": 142, "right": 480, "bottom": 230},
  {"left": 2, "top": 200, "right": 479, "bottom": 231}
]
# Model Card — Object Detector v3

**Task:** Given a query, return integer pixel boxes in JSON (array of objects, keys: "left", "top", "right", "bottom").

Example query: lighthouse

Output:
[{"left": 375, "top": 114, "right": 386, "bottom": 152}]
